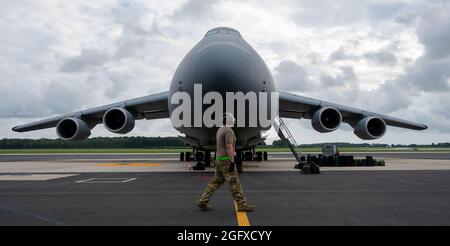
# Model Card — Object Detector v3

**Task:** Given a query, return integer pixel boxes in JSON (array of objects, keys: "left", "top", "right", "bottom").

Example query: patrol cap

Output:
[{"left": 223, "top": 112, "right": 235, "bottom": 126}]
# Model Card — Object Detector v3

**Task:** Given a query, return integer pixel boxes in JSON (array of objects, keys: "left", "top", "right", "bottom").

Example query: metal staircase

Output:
[{"left": 273, "top": 117, "right": 303, "bottom": 163}]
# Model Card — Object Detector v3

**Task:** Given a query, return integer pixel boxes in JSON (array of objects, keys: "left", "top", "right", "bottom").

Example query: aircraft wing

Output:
[
  {"left": 278, "top": 91, "right": 427, "bottom": 131},
  {"left": 12, "top": 91, "right": 169, "bottom": 132}
]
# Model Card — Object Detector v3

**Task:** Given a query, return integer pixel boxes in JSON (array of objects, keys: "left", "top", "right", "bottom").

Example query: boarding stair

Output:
[
  {"left": 272, "top": 117, "right": 303, "bottom": 163},
  {"left": 273, "top": 117, "right": 320, "bottom": 174}
]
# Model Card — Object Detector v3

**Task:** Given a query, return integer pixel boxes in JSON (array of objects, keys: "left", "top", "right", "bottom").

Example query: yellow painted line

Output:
[
  {"left": 96, "top": 163, "right": 161, "bottom": 167},
  {"left": 234, "top": 201, "right": 251, "bottom": 226}
]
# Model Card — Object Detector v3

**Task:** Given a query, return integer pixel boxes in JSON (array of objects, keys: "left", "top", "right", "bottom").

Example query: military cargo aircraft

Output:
[{"left": 12, "top": 27, "right": 427, "bottom": 170}]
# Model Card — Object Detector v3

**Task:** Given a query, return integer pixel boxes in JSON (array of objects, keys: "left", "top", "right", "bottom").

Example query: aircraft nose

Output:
[{"left": 194, "top": 42, "right": 254, "bottom": 93}]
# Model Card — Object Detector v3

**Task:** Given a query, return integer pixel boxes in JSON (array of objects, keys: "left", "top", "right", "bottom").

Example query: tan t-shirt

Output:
[{"left": 216, "top": 126, "right": 236, "bottom": 162}]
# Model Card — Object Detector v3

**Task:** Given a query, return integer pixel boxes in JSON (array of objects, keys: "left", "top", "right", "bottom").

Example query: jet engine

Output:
[
  {"left": 311, "top": 107, "right": 342, "bottom": 133},
  {"left": 56, "top": 117, "right": 91, "bottom": 141},
  {"left": 353, "top": 116, "right": 386, "bottom": 140},
  {"left": 103, "top": 107, "right": 135, "bottom": 134}
]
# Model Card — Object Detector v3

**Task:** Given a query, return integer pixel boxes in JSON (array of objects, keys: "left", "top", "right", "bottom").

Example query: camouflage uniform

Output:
[
  {"left": 198, "top": 159, "right": 247, "bottom": 206},
  {"left": 198, "top": 125, "right": 248, "bottom": 207}
]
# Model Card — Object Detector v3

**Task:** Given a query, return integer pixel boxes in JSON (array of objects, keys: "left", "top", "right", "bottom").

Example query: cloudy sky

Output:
[{"left": 1, "top": 0, "right": 449, "bottom": 144}]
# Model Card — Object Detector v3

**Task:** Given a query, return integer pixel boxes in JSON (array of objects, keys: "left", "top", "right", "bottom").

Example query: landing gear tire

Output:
[
  {"left": 263, "top": 151, "right": 268, "bottom": 161},
  {"left": 180, "top": 152, "right": 185, "bottom": 161},
  {"left": 195, "top": 152, "right": 204, "bottom": 162},
  {"left": 236, "top": 151, "right": 243, "bottom": 173},
  {"left": 236, "top": 162, "right": 243, "bottom": 173},
  {"left": 256, "top": 151, "right": 263, "bottom": 161},
  {"left": 186, "top": 152, "right": 191, "bottom": 161},
  {"left": 205, "top": 151, "right": 211, "bottom": 167},
  {"left": 244, "top": 151, "right": 252, "bottom": 161}
]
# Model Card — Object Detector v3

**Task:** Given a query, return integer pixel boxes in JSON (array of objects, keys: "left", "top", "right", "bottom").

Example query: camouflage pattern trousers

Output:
[{"left": 198, "top": 160, "right": 247, "bottom": 206}]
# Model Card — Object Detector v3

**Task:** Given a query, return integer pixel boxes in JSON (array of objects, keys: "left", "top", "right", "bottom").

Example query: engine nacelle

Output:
[
  {"left": 311, "top": 107, "right": 342, "bottom": 133},
  {"left": 103, "top": 107, "right": 135, "bottom": 134},
  {"left": 56, "top": 117, "right": 91, "bottom": 141},
  {"left": 353, "top": 116, "right": 387, "bottom": 140}
]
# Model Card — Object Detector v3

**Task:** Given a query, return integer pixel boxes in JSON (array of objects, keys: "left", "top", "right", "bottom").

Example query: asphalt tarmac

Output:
[{"left": 1, "top": 152, "right": 450, "bottom": 226}]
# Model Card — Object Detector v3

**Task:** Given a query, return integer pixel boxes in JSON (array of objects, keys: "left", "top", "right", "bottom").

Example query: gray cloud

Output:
[
  {"left": 329, "top": 47, "right": 356, "bottom": 62},
  {"left": 392, "top": 2, "right": 450, "bottom": 94},
  {"left": 290, "top": 0, "right": 412, "bottom": 28},
  {"left": 329, "top": 46, "right": 398, "bottom": 66},
  {"left": 416, "top": 5, "right": 450, "bottom": 60},
  {"left": 60, "top": 49, "right": 109, "bottom": 73},
  {"left": 399, "top": 57, "right": 450, "bottom": 92},
  {"left": 111, "top": 2, "right": 165, "bottom": 60},
  {"left": 291, "top": 0, "right": 368, "bottom": 27},
  {"left": 320, "top": 66, "right": 356, "bottom": 87},
  {"left": 172, "top": 0, "right": 220, "bottom": 20},
  {"left": 359, "top": 80, "right": 414, "bottom": 114},
  {"left": 363, "top": 50, "right": 397, "bottom": 66},
  {"left": 273, "top": 60, "right": 312, "bottom": 91},
  {"left": 367, "top": 1, "right": 407, "bottom": 21}
]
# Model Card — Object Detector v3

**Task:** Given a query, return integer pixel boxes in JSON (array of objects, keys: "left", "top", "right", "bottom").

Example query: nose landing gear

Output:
[
  {"left": 234, "top": 149, "right": 268, "bottom": 173},
  {"left": 180, "top": 148, "right": 269, "bottom": 173},
  {"left": 180, "top": 149, "right": 212, "bottom": 170}
]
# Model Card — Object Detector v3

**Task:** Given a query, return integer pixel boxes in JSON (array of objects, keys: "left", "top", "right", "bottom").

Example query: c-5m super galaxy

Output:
[{"left": 13, "top": 27, "right": 427, "bottom": 171}]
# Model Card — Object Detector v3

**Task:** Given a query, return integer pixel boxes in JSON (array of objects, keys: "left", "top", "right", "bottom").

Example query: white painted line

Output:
[
  {"left": 122, "top": 178, "right": 137, "bottom": 183},
  {"left": 0, "top": 174, "right": 78, "bottom": 181},
  {"left": 75, "top": 177, "right": 137, "bottom": 183},
  {"left": 75, "top": 178, "right": 95, "bottom": 183}
]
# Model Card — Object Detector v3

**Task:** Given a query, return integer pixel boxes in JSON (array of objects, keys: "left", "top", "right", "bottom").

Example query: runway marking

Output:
[
  {"left": 234, "top": 201, "right": 250, "bottom": 226},
  {"left": 95, "top": 163, "right": 161, "bottom": 167},
  {"left": 76, "top": 178, "right": 137, "bottom": 183},
  {"left": 0, "top": 174, "right": 77, "bottom": 181}
]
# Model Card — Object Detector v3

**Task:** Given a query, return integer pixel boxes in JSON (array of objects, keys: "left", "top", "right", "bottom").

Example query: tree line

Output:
[
  {"left": 0, "top": 137, "right": 448, "bottom": 149},
  {"left": 271, "top": 140, "right": 450, "bottom": 148},
  {"left": 0, "top": 137, "right": 186, "bottom": 149}
]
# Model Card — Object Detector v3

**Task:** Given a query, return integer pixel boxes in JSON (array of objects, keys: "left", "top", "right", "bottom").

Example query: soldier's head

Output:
[{"left": 222, "top": 112, "right": 235, "bottom": 127}]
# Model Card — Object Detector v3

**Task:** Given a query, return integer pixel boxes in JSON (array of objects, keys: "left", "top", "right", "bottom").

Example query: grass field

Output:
[{"left": 0, "top": 147, "right": 449, "bottom": 154}]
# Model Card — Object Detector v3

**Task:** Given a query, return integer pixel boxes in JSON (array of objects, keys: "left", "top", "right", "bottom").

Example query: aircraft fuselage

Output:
[{"left": 168, "top": 27, "right": 277, "bottom": 150}]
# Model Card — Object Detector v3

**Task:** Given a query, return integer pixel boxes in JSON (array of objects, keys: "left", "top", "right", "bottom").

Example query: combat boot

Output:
[
  {"left": 237, "top": 204, "right": 255, "bottom": 212},
  {"left": 196, "top": 201, "right": 212, "bottom": 211}
]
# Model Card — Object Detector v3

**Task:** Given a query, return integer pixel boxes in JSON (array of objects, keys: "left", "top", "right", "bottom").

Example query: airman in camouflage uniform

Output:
[{"left": 197, "top": 113, "right": 255, "bottom": 212}]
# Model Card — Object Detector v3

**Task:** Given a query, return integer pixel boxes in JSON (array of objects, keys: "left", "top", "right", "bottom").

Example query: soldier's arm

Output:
[
  {"left": 226, "top": 143, "right": 235, "bottom": 163},
  {"left": 225, "top": 129, "right": 235, "bottom": 163}
]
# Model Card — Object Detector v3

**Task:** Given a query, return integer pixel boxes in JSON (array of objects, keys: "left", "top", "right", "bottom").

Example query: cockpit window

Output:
[
  {"left": 228, "top": 30, "right": 240, "bottom": 36},
  {"left": 205, "top": 27, "right": 241, "bottom": 37},
  {"left": 205, "top": 29, "right": 219, "bottom": 36}
]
